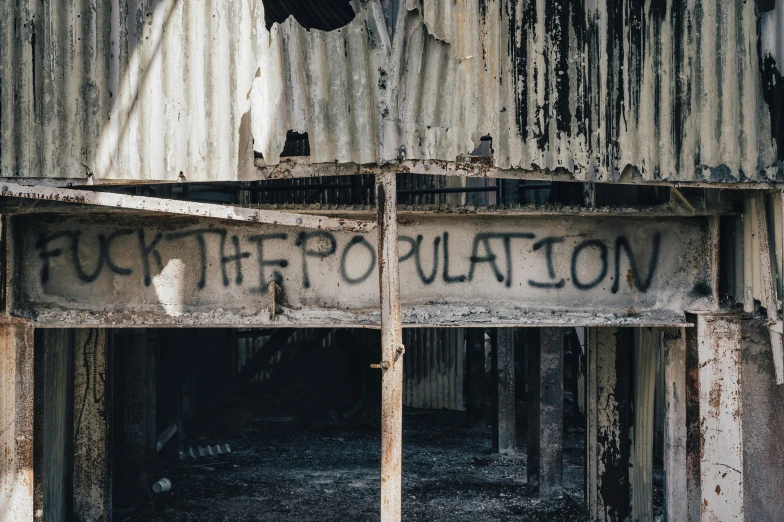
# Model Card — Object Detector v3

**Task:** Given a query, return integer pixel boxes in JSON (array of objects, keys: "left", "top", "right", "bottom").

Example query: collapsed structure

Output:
[{"left": 1, "top": 0, "right": 783, "bottom": 520}]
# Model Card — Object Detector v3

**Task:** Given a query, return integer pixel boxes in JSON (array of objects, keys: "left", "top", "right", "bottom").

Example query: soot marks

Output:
[
  {"left": 760, "top": 54, "right": 784, "bottom": 163},
  {"left": 262, "top": 0, "right": 355, "bottom": 31}
]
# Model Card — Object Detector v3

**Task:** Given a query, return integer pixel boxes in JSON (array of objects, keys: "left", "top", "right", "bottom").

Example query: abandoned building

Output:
[{"left": 1, "top": 0, "right": 784, "bottom": 520}]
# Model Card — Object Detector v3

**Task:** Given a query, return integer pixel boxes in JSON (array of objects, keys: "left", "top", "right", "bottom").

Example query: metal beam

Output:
[
  {"left": 377, "top": 172, "right": 404, "bottom": 522},
  {"left": 0, "top": 182, "right": 375, "bottom": 233}
]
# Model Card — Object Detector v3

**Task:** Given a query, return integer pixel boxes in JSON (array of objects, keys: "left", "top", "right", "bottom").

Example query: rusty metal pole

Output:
[{"left": 376, "top": 172, "right": 403, "bottom": 522}]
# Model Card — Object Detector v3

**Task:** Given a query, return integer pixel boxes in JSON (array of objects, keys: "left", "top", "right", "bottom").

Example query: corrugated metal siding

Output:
[
  {"left": 1, "top": 0, "right": 262, "bottom": 181},
  {"left": 251, "top": 0, "right": 783, "bottom": 182},
  {"left": 3, "top": 1, "right": 782, "bottom": 183},
  {"left": 403, "top": 328, "right": 464, "bottom": 411}
]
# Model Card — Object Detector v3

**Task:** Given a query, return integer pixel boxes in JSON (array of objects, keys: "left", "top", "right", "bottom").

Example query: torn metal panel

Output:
[
  {"left": 2, "top": 1, "right": 782, "bottom": 184},
  {"left": 11, "top": 211, "right": 711, "bottom": 326},
  {"left": 251, "top": 0, "right": 782, "bottom": 183}
]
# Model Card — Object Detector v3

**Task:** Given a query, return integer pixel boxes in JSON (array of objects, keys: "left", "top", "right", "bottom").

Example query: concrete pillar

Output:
[
  {"left": 631, "top": 328, "right": 658, "bottom": 522},
  {"left": 586, "top": 327, "right": 632, "bottom": 520},
  {"left": 34, "top": 329, "right": 74, "bottom": 521},
  {"left": 73, "top": 329, "right": 111, "bottom": 522},
  {"left": 466, "top": 328, "right": 485, "bottom": 426},
  {"left": 376, "top": 172, "right": 404, "bottom": 522},
  {"left": 117, "top": 330, "right": 156, "bottom": 503},
  {"left": 527, "top": 328, "right": 564, "bottom": 498},
  {"left": 690, "top": 313, "right": 744, "bottom": 521},
  {"left": 491, "top": 328, "right": 515, "bottom": 454},
  {"left": 663, "top": 327, "right": 688, "bottom": 522},
  {"left": 0, "top": 324, "right": 35, "bottom": 521}
]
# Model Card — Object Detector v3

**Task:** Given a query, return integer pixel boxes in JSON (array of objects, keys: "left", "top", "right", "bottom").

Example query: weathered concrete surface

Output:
[
  {"left": 0, "top": 324, "right": 34, "bottom": 521},
  {"left": 14, "top": 213, "right": 711, "bottom": 326},
  {"left": 697, "top": 314, "right": 744, "bottom": 521},
  {"left": 740, "top": 317, "right": 784, "bottom": 522},
  {"left": 73, "top": 329, "right": 112, "bottom": 522}
]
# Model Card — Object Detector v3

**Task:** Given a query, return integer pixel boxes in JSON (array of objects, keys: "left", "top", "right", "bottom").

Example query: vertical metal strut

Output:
[{"left": 377, "top": 172, "right": 404, "bottom": 522}]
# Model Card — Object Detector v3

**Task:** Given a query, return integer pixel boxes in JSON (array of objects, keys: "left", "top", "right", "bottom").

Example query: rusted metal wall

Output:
[
  {"left": 0, "top": 0, "right": 262, "bottom": 182},
  {"left": 402, "top": 328, "right": 464, "bottom": 411},
  {"left": 2, "top": 1, "right": 782, "bottom": 183},
  {"left": 251, "top": 0, "right": 783, "bottom": 183}
]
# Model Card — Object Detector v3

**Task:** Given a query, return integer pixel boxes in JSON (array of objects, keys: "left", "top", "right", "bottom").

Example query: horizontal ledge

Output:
[
  {"left": 0, "top": 183, "right": 375, "bottom": 233},
  {"left": 14, "top": 306, "right": 693, "bottom": 329},
  {"left": 0, "top": 198, "right": 732, "bottom": 218},
  {"left": 1, "top": 160, "right": 782, "bottom": 190}
]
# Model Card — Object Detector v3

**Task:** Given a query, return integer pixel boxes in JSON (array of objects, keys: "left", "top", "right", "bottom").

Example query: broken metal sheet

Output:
[
  {"left": 2, "top": 1, "right": 782, "bottom": 184},
  {"left": 11, "top": 211, "right": 711, "bottom": 327},
  {"left": 251, "top": 0, "right": 783, "bottom": 183},
  {"left": 0, "top": 183, "right": 374, "bottom": 233}
]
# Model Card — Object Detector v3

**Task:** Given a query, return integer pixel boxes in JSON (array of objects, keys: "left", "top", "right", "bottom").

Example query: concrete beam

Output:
[
  {"left": 0, "top": 324, "right": 35, "bottom": 520},
  {"left": 491, "top": 328, "right": 515, "bottom": 454},
  {"left": 73, "top": 329, "right": 111, "bottom": 522}
]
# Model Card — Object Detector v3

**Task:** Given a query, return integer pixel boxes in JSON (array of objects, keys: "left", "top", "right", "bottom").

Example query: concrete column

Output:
[
  {"left": 35, "top": 329, "right": 74, "bottom": 522},
  {"left": 466, "top": 328, "right": 485, "bottom": 425},
  {"left": 73, "top": 329, "right": 111, "bottom": 522},
  {"left": 376, "top": 172, "right": 404, "bottom": 522},
  {"left": 631, "top": 328, "right": 658, "bottom": 522},
  {"left": 0, "top": 324, "right": 35, "bottom": 521},
  {"left": 586, "top": 327, "right": 632, "bottom": 520},
  {"left": 491, "top": 328, "right": 515, "bottom": 454},
  {"left": 663, "top": 328, "right": 688, "bottom": 521},
  {"left": 118, "top": 330, "right": 156, "bottom": 504},
  {"left": 693, "top": 313, "right": 744, "bottom": 521},
  {"left": 527, "top": 328, "right": 564, "bottom": 498}
]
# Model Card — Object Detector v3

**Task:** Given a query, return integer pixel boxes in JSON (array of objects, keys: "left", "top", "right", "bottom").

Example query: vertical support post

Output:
[
  {"left": 696, "top": 314, "right": 744, "bottom": 520},
  {"left": 491, "top": 328, "right": 515, "bottom": 454},
  {"left": 631, "top": 328, "right": 658, "bottom": 522},
  {"left": 528, "top": 328, "right": 564, "bottom": 497},
  {"left": 663, "top": 327, "right": 688, "bottom": 521},
  {"left": 38, "top": 330, "right": 74, "bottom": 521},
  {"left": 73, "top": 329, "right": 111, "bottom": 522},
  {"left": 466, "top": 328, "right": 485, "bottom": 425},
  {"left": 376, "top": 172, "right": 403, "bottom": 522},
  {"left": 118, "top": 330, "right": 156, "bottom": 502},
  {"left": 0, "top": 324, "right": 35, "bottom": 521},
  {"left": 586, "top": 327, "right": 632, "bottom": 521},
  {"left": 754, "top": 193, "right": 784, "bottom": 384}
]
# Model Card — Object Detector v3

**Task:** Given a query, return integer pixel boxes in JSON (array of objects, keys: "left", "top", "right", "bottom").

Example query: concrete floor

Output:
[{"left": 130, "top": 410, "right": 587, "bottom": 521}]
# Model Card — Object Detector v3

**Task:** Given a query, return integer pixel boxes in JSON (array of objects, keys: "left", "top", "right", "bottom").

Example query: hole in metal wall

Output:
[{"left": 262, "top": 0, "right": 356, "bottom": 31}]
